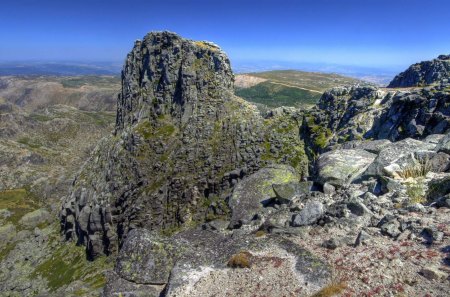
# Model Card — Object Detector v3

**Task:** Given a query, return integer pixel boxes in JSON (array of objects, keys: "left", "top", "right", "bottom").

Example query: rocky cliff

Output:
[
  {"left": 388, "top": 54, "right": 450, "bottom": 87},
  {"left": 58, "top": 34, "right": 450, "bottom": 297},
  {"left": 60, "top": 32, "right": 308, "bottom": 258},
  {"left": 302, "top": 81, "right": 450, "bottom": 157}
]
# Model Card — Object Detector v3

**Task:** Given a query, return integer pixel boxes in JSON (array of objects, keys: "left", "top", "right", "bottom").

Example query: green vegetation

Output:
[
  {"left": 406, "top": 182, "right": 426, "bottom": 204},
  {"left": 135, "top": 119, "right": 176, "bottom": 140},
  {"left": 235, "top": 70, "right": 364, "bottom": 110},
  {"left": 247, "top": 70, "right": 362, "bottom": 92},
  {"left": 236, "top": 81, "right": 320, "bottom": 108},
  {"left": 0, "top": 188, "right": 40, "bottom": 225},
  {"left": 31, "top": 235, "right": 112, "bottom": 292}
]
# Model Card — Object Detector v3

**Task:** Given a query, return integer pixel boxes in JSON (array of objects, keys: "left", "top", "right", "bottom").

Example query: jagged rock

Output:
[
  {"left": 291, "top": 201, "right": 324, "bottom": 226},
  {"left": 436, "top": 133, "right": 450, "bottom": 154},
  {"left": 302, "top": 80, "right": 450, "bottom": 153},
  {"left": 272, "top": 181, "right": 314, "bottom": 203},
  {"left": 228, "top": 164, "right": 299, "bottom": 228},
  {"left": 315, "top": 149, "right": 376, "bottom": 186},
  {"left": 115, "top": 229, "right": 175, "bottom": 284},
  {"left": 388, "top": 55, "right": 450, "bottom": 87},
  {"left": 354, "top": 230, "right": 371, "bottom": 246},
  {"left": 365, "top": 138, "right": 435, "bottom": 177},
  {"left": 378, "top": 215, "right": 401, "bottom": 238},
  {"left": 346, "top": 199, "right": 372, "bottom": 217},
  {"left": 60, "top": 32, "right": 308, "bottom": 257}
]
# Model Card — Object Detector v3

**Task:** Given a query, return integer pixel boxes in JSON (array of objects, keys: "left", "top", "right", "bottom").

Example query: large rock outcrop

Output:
[
  {"left": 302, "top": 83, "right": 450, "bottom": 156},
  {"left": 60, "top": 32, "right": 308, "bottom": 258},
  {"left": 388, "top": 54, "right": 450, "bottom": 88}
]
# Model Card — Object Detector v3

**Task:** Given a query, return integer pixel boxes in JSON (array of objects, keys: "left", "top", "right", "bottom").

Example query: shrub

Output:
[
  {"left": 406, "top": 182, "right": 426, "bottom": 204},
  {"left": 227, "top": 251, "right": 252, "bottom": 268}
]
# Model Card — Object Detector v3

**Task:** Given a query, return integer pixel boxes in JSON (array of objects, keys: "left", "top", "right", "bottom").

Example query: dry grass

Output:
[
  {"left": 227, "top": 251, "right": 252, "bottom": 268},
  {"left": 255, "top": 230, "right": 267, "bottom": 237},
  {"left": 310, "top": 282, "right": 347, "bottom": 297},
  {"left": 397, "top": 158, "right": 432, "bottom": 179}
]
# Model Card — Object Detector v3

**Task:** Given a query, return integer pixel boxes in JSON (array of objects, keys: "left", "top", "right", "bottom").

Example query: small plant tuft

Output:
[
  {"left": 405, "top": 182, "right": 426, "bottom": 204},
  {"left": 227, "top": 251, "right": 252, "bottom": 268},
  {"left": 397, "top": 158, "right": 432, "bottom": 179},
  {"left": 255, "top": 230, "right": 267, "bottom": 237},
  {"left": 310, "top": 282, "right": 347, "bottom": 297}
]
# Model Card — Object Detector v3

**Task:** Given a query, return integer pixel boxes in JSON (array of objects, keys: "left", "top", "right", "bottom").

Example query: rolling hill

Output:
[{"left": 235, "top": 70, "right": 367, "bottom": 110}]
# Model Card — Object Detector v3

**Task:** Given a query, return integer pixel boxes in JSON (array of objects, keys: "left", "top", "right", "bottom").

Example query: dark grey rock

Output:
[
  {"left": 229, "top": 164, "right": 298, "bottom": 228},
  {"left": 388, "top": 55, "right": 450, "bottom": 87},
  {"left": 421, "top": 227, "right": 444, "bottom": 244},
  {"left": 291, "top": 201, "right": 324, "bottom": 226},
  {"left": 115, "top": 229, "right": 175, "bottom": 284},
  {"left": 272, "top": 181, "right": 313, "bottom": 203},
  {"left": 354, "top": 230, "right": 371, "bottom": 246}
]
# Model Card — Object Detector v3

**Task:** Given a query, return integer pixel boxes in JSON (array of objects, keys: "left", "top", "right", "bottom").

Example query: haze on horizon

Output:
[{"left": 1, "top": 0, "right": 449, "bottom": 73}]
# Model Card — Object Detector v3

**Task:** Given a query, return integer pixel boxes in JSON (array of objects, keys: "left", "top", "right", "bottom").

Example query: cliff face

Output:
[
  {"left": 388, "top": 54, "right": 450, "bottom": 88},
  {"left": 60, "top": 32, "right": 308, "bottom": 258},
  {"left": 302, "top": 82, "right": 450, "bottom": 157}
]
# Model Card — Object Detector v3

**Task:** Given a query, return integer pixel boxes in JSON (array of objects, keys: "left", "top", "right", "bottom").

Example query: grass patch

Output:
[
  {"left": 310, "top": 282, "right": 347, "bottom": 297},
  {"left": 17, "top": 136, "right": 42, "bottom": 149},
  {"left": 236, "top": 81, "right": 320, "bottom": 108},
  {"left": 398, "top": 158, "right": 431, "bottom": 179},
  {"left": 31, "top": 239, "right": 111, "bottom": 292},
  {"left": 406, "top": 182, "right": 426, "bottom": 204},
  {"left": 0, "top": 189, "right": 40, "bottom": 225}
]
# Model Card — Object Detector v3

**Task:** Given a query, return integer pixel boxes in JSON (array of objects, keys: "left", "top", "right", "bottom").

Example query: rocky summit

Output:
[
  {"left": 60, "top": 32, "right": 308, "bottom": 259},
  {"left": 51, "top": 32, "right": 450, "bottom": 297},
  {"left": 388, "top": 54, "right": 450, "bottom": 88}
]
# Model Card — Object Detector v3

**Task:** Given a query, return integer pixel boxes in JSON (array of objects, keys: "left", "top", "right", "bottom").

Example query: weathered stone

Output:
[
  {"left": 0, "top": 224, "right": 16, "bottom": 246},
  {"left": 60, "top": 32, "right": 309, "bottom": 257},
  {"left": 315, "top": 149, "right": 376, "bottom": 187},
  {"left": 291, "top": 201, "right": 324, "bottom": 227},
  {"left": 420, "top": 266, "right": 449, "bottom": 280},
  {"left": 354, "top": 230, "right": 371, "bottom": 246},
  {"left": 115, "top": 229, "right": 175, "bottom": 284},
  {"left": 388, "top": 55, "right": 450, "bottom": 87},
  {"left": 365, "top": 138, "right": 434, "bottom": 177},
  {"left": 272, "top": 181, "right": 313, "bottom": 203},
  {"left": 229, "top": 164, "right": 299, "bottom": 228},
  {"left": 378, "top": 215, "right": 401, "bottom": 238}
]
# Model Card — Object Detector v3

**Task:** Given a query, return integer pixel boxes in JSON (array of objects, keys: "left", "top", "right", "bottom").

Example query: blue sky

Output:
[{"left": 1, "top": 0, "right": 449, "bottom": 70}]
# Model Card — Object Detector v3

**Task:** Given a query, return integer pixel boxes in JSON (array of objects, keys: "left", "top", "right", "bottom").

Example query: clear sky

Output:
[{"left": 1, "top": 0, "right": 449, "bottom": 70}]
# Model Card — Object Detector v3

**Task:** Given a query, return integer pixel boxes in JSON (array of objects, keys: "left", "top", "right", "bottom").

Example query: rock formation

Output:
[
  {"left": 60, "top": 32, "right": 308, "bottom": 258},
  {"left": 58, "top": 32, "right": 450, "bottom": 296},
  {"left": 388, "top": 54, "right": 450, "bottom": 87}
]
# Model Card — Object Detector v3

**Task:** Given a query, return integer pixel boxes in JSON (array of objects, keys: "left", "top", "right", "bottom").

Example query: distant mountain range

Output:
[
  {"left": 0, "top": 60, "right": 398, "bottom": 85},
  {"left": 0, "top": 61, "right": 122, "bottom": 76}
]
